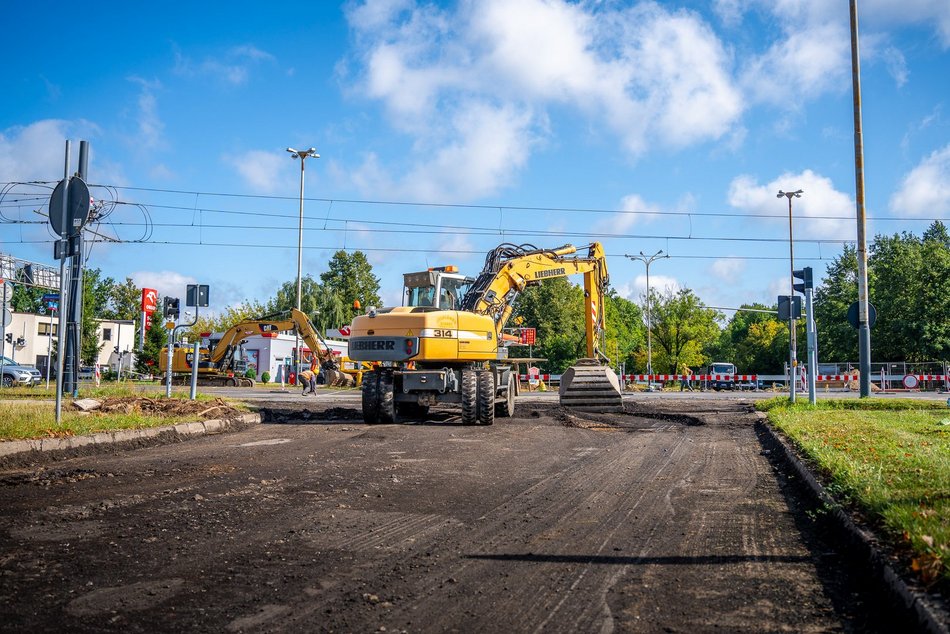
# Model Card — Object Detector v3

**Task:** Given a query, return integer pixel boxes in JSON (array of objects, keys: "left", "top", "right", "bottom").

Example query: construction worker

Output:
[
  {"left": 299, "top": 367, "right": 317, "bottom": 396},
  {"left": 680, "top": 364, "right": 694, "bottom": 391}
]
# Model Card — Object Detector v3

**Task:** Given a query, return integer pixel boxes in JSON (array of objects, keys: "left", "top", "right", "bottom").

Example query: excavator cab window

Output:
[{"left": 403, "top": 270, "right": 473, "bottom": 310}]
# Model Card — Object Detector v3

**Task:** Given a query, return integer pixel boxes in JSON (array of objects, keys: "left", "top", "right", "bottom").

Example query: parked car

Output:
[{"left": 0, "top": 356, "right": 42, "bottom": 387}]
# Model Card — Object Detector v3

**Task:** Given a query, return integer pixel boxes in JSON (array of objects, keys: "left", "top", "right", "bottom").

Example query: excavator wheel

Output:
[
  {"left": 495, "top": 373, "right": 515, "bottom": 418},
  {"left": 476, "top": 371, "right": 495, "bottom": 426},
  {"left": 460, "top": 370, "right": 477, "bottom": 425},
  {"left": 378, "top": 370, "right": 397, "bottom": 423},
  {"left": 361, "top": 370, "right": 380, "bottom": 424}
]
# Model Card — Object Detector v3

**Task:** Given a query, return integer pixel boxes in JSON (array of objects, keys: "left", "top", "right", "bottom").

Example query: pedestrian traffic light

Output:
[
  {"left": 163, "top": 297, "right": 180, "bottom": 319},
  {"left": 793, "top": 267, "right": 813, "bottom": 293}
]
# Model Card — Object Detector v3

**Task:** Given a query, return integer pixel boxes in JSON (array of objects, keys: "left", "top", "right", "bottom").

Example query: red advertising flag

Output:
[{"left": 141, "top": 288, "right": 158, "bottom": 313}]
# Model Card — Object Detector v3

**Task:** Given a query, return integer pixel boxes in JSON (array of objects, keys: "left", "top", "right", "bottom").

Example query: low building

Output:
[{"left": 2, "top": 311, "right": 138, "bottom": 375}]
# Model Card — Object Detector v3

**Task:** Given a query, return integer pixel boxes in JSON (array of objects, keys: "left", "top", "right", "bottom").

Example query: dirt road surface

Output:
[{"left": 1, "top": 398, "right": 908, "bottom": 632}]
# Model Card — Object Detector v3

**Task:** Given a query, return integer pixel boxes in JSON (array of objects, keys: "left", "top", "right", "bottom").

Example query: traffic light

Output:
[
  {"left": 15, "top": 337, "right": 24, "bottom": 347},
  {"left": 4, "top": 333, "right": 11, "bottom": 344},
  {"left": 163, "top": 297, "right": 180, "bottom": 319},
  {"left": 793, "top": 267, "right": 813, "bottom": 293}
]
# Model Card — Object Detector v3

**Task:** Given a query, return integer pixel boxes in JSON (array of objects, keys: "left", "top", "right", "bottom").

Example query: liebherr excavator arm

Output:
[
  {"left": 459, "top": 243, "right": 610, "bottom": 363},
  {"left": 209, "top": 308, "right": 334, "bottom": 370}
]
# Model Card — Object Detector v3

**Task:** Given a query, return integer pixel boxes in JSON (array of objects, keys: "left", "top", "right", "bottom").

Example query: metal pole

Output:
[
  {"left": 190, "top": 340, "right": 200, "bottom": 400},
  {"left": 55, "top": 140, "right": 71, "bottom": 424},
  {"left": 788, "top": 195, "right": 797, "bottom": 404},
  {"left": 165, "top": 326, "right": 174, "bottom": 398},
  {"left": 625, "top": 251, "right": 668, "bottom": 391},
  {"left": 806, "top": 287, "right": 817, "bottom": 405},
  {"left": 295, "top": 157, "right": 305, "bottom": 371},
  {"left": 850, "top": 0, "right": 872, "bottom": 397}
]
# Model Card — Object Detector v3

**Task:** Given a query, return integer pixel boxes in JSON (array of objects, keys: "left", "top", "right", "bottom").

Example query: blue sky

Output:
[{"left": 1, "top": 0, "right": 949, "bottom": 319}]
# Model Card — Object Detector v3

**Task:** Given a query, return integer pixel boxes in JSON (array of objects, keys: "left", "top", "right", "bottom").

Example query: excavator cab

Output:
[{"left": 403, "top": 266, "right": 474, "bottom": 311}]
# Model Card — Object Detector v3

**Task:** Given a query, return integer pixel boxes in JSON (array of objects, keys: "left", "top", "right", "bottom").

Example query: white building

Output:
[{"left": 1, "top": 311, "right": 138, "bottom": 374}]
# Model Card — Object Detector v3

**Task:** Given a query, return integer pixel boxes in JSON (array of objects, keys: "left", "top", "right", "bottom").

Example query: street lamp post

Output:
[
  {"left": 625, "top": 251, "right": 668, "bottom": 391},
  {"left": 778, "top": 189, "right": 803, "bottom": 403},
  {"left": 287, "top": 147, "right": 319, "bottom": 370}
]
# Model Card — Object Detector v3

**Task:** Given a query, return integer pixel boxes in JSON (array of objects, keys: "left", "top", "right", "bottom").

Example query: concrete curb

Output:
[
  {"left": 0, "top": 412, "right": 262, "bottom": 463},
  {"left": 755, "top": 411, "right": 949, "bottom": 634}
]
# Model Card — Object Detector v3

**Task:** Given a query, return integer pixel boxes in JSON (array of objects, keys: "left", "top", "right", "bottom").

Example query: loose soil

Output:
[{"left": 0, "top": 397, "right": 932, "bottom": 632}]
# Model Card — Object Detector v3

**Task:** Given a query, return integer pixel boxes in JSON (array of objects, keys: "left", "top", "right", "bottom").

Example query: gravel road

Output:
[{"left": 0, "top": 397, "right": 909, "bottom": 632}]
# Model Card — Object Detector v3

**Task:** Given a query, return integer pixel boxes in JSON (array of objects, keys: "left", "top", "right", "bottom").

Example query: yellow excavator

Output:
[
  {"left": 160, "top": 308, "right": 345, "bottom": 387},
  {"left": 348, "top": 242, "right": 623, "bottom": 424}
]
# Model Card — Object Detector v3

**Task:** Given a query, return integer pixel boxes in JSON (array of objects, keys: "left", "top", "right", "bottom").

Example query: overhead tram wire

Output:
[{"left": 87, "top": 183, "right": 948, "bottom": 223}]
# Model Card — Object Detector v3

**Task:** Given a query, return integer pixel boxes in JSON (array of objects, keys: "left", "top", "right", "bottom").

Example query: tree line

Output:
[{"left": 10, "top": 222, "right": 949, "bottom": 375}]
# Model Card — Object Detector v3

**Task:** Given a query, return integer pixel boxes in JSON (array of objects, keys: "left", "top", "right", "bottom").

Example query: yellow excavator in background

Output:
[
  {"left": 348, "top": 242, "right": 623, "bottom": 424},
  {"left": 159, "top": 308, "right": 352, "bottom": 387}
]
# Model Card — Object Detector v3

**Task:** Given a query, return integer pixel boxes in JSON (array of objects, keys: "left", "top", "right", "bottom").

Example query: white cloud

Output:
[
  {"left": 593, "top": 194, "right": 664, "bottom": 235},
  {"left": 226, "top": 150, "right": 289, "bottom": 194},
  {"left": 127, "top": 77, "right": 165, "bottom": 151},
  {"left": 173, "top": 45, "right": 277, "bottom": 86},
  {"left": 889, "top": 145, "right": 950, "bottom": 216},
  {"left": 622, "top": 273, "right": 681, "bottom": 302},
  {"left": 0, "top": 119, "right": 103, "bottom": 183},
  {"left": 131, "top": 270, "right": 196, "bottom": 303},
  {"left": 344, "top": 0, "right": 743, "bottom": 199},
  {"left": 741, "top": 24, "right": 850, "bottom": 107},
  {"left": 728, "top": 169, "right": 855, "bottom": 240},
  {"left": 711, "top": 258, "right": 745, "bottom": 279}
]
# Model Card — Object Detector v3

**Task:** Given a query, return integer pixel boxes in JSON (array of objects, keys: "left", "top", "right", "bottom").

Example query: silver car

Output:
[{"left": 0, "top": 356, "right": 42, "bottom": 387}]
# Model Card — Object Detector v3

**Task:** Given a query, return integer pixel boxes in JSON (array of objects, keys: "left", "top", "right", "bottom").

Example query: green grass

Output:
[
  {"left": 0, "top": 385, "right": 245, "bottom": 441},
  {"left": 759, "top": 397, "right": 950, "bottom": 589}
]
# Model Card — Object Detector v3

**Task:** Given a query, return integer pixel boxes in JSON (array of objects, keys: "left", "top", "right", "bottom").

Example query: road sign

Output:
[
  {"left": 1, "top": 308, "right": 11, "bottom": 328},
  {"left": 847, "top": 301, "right": 877, "bottom": 329},
  {"left": 49, "top": 177, "right": 92, "bottom": 238},
  {"left": 519, "top": 328, "right": 536, "bottom": 345}
]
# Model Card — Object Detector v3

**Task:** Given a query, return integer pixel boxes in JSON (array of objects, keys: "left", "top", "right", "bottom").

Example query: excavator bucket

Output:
[{"left": 559, "top": 359, "right": 624, "bottom": 413}]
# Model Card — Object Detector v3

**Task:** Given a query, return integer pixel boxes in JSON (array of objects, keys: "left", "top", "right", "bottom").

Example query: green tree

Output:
[
  {"left": 510, "top": 278, "right": 585, "bottom": 373},
  {"left": 265, "top": 276, "right": 346, "bottom": 332},
  {"left": 319, "top": 250, "right": 381, "bottom": 324},
  {"left": 105, "top": 277, "right": 141, "bottom": 321},
  {"left": 814, "top": 245, "right": 861, "bottom": 362},
  {"left": 10, "top": 283, "right": 44, "bottom": 313},
  {"left": 647, "top": 288, "right": 721, "bottom": 374},
  {"left": 714, "top": 304, "right": 786, "bottom": 374},
  {"left": 604, "top": 291, "right": 645, "bottom": 370},
  {"left": 80, "top": 268, "right": 113, "bottom": 364},
  {"left": 135, "top": 309, "right": 167, "bottom": 374}
]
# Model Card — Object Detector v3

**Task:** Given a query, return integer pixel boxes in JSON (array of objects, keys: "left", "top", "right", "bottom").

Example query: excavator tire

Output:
[
  {"left": 496, "top": 373, "right": 515, "bottom": 418},
  {"left": 361, "top": 370, "right": 381, "bottom": 424},
  {"left": 378, "top": 370, "right": 397, "bottom": 423},
  {"left": 476, "top": 371, "right": 495, "bottom": 426},
  {"left": 460, "top": 370, "right": 478, "bottom": 425}
]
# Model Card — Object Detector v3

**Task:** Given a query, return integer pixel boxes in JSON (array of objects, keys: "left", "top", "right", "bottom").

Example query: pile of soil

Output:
[{"left": 91, "top": 397, "right": 245, "bottom": 420}]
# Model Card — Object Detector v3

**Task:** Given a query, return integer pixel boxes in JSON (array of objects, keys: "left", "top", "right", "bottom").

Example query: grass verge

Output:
[
  {"left": 758, "top": 397, "right": 950, "bottom": 591},
  {"left": 0, "top": 385, "right": 247, "bottom": 441}
]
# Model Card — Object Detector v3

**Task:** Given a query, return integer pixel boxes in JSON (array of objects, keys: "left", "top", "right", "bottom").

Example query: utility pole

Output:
[
  {"left": 287, "top": 147, "right": 319, "bottom": 373},
  {"left": 850, "top": 0, "right": 872, "bottom": 397},
  {"left": 625, "top": 251, "right": 668, "bottom": 391},
  {"left": 778, "top": 189, "right": 803, "bottom": 403}
]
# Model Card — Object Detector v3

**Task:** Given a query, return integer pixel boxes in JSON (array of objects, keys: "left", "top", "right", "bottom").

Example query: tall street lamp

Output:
[
  {"left": 625, "top": 250, "right": 668, "bottom": 391},
  {"left": 778, "top": 189, "right": 803, "bottom": 402},
  {"left": 287, "top": 147, "right": 319, "bottom": 369}
]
